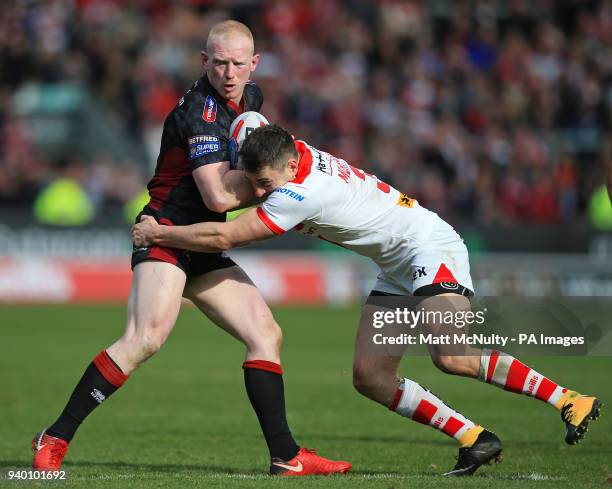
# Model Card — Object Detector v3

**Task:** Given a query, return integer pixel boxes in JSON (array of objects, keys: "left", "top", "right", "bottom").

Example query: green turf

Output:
[{"left": 1, "top": 305, "right": 610, "bottom": 488}]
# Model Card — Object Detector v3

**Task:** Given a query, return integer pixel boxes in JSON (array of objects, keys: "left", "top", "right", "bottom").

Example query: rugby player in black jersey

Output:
[{"left": 31, "top": 20, "right": 351, "bottom": 477}]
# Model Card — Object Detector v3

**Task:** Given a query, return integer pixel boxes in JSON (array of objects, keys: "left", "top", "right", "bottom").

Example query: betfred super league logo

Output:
[{"left": 203, "top": 95, "right": 217, "bottom": 122}]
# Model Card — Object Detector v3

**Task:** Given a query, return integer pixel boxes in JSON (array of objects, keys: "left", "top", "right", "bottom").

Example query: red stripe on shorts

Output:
[{"left": 148, "top": 246, "right": 180, "bottom": 266}]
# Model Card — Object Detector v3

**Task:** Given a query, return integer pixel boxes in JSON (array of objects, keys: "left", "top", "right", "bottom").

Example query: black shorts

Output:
[
  {"left": 131, "top": 207, "right": 236, "bottom": 278},
  {"left": 369, "top": 285, "right": 473, "bottom": 297}
]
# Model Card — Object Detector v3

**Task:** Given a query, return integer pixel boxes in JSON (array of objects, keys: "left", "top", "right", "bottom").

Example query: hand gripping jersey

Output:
[{"left": 257, "top": 141, "right": 473, "bottom": 295}]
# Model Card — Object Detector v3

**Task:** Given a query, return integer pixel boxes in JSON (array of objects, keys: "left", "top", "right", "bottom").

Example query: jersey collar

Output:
[
  {"left": 291, "top": 141, "right": 313, "bottom": 184},
  {"left": 226, "top": 97, "right": 246, "bottom": 115}
]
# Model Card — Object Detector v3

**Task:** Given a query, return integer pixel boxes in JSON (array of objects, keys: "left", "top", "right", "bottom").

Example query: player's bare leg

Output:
[
  {"left": 421, "top": 294, "right": 481, "bottom": 377},
  {"left": 33, "top": 262, "right": 186, "bottom": 470},
  {"left": 353, "top": 299, "right": 500, "bottom": 476},
  {"left": 107, "top": 262, "right": 187, "bottom": 373},
  {"left": 422, "top": 295, "right": 603, "bottom": 446},
  {"left": 353, "top": 303, "right": 485, "bottom": 447},
  {"left": 184, "top": 265, "right": 281, "bottom": 363},
  {"left": 184, "top": 265, "right": 351, "bottom": 476}
]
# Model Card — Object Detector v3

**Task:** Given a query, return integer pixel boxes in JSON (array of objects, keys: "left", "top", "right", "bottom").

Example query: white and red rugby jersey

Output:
[{"left": 257, "top": 141, "right": 444, "bottom": 274}]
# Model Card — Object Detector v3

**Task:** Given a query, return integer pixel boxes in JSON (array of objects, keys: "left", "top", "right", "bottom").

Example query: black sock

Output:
[
  {"left": 47, "top": 350, "right": 128, "bottom": 442},
  {"left": 243, "top": 360, "right": 300, "bottom": 461}
]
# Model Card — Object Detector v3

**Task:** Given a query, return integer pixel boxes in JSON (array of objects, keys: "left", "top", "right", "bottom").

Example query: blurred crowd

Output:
[{"left": 1, "top": 0, "right": 611, "bottom": 225}]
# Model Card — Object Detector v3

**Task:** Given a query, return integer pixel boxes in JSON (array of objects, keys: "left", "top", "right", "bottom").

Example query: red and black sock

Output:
[
  {"left": 47, "top": 350, "right": 128, "bottom": 442},
  {"left": 243, "top": 360, "right": 299, "bottom": 461}
]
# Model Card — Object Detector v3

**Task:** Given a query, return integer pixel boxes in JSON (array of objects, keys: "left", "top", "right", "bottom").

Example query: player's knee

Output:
[
  {"left": 122, "top": 332, "right": 165, "bottom": 364},
  {"left": 259, "top": 320, "right": 283, "bottom": 354},
  {"left": 124, "top": 322, "right": 172, "bottom": 364},
  {"left": 138, "top": 333, "right": 166, "bottom": 360},
  {"left": 248, "top": 308, "right": 282, "bottom": 351},
  {"left": 432, "top": 355, "right": 465, "bottom": 375},
  {"left": 352, "top": 364, "right": 381, "bottom": 398},
  {"left": 270, "top": 321, "right": 283, "bottom": 349}
]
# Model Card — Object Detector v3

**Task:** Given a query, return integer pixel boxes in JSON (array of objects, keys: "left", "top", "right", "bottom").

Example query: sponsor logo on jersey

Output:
[
  {"left": 188, "top": 135, "right": 221, "bottom": 159},
  {"left": 202, "top": 95, "right": 217, "bottom": 122},
  {"left": 274, "top": 187, "right": 305, "bottom": 202},
  {"left": 397, "top": 194, "right": 416, "bottom": 208},
  {"left": 412, "top": 266, "right": 427, "bottom": 280}
]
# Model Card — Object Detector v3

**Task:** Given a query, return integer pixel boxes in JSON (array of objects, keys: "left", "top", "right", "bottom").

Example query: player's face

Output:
[
  {"left": 202, "top": 34, "right": 259, "bottom": 105},
  {"left": 246, "top": 160, "right": 298, "bottom": 199}
]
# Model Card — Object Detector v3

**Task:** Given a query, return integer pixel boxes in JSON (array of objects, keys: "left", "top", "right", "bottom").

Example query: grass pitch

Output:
[{"left": 1, "top": 304, "right": 610, "bottom": 488}]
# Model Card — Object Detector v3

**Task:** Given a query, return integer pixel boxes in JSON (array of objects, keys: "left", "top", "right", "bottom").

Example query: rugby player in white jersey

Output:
[{"left": 133, "top": 123, "right": 602, "bottom": 476}]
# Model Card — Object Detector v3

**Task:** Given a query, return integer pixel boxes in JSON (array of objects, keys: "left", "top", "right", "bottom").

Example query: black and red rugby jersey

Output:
[{"left": 146, "top": 75, "right": 263, "bottom": 224}]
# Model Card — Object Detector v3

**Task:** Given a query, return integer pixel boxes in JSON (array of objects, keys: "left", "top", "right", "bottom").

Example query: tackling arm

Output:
[
  {"left": 132, "top": 209, "right": 275, "bottom": 253},
  {"left": 193, "top": 162, "right": 260, "bottom": 212}
]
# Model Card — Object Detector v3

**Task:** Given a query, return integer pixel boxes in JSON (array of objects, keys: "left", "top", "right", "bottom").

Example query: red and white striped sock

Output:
[
  {"left": 389, "top": 378, "right": 481, "bottom": 445},
  {"left": 479, "top": 349, "right": 567, "bottom": 408}
]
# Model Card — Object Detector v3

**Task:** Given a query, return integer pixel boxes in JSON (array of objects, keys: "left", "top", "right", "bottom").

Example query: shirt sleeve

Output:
[
  {"left": 175, "top": 99, "right": 231, "bottom": 171},
  {"left": 257, "top": 184, "right": 320, "bottom": 234}
]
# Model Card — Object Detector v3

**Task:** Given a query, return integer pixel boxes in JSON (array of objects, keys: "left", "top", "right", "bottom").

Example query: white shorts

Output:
[{"left": 372, "top": 218, "right": 474, "bottom": 296}]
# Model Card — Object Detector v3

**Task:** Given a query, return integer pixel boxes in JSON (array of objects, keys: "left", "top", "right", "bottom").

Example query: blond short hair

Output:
[{"left": 206, "top": 20, "right": 254, "bottom": 54}]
